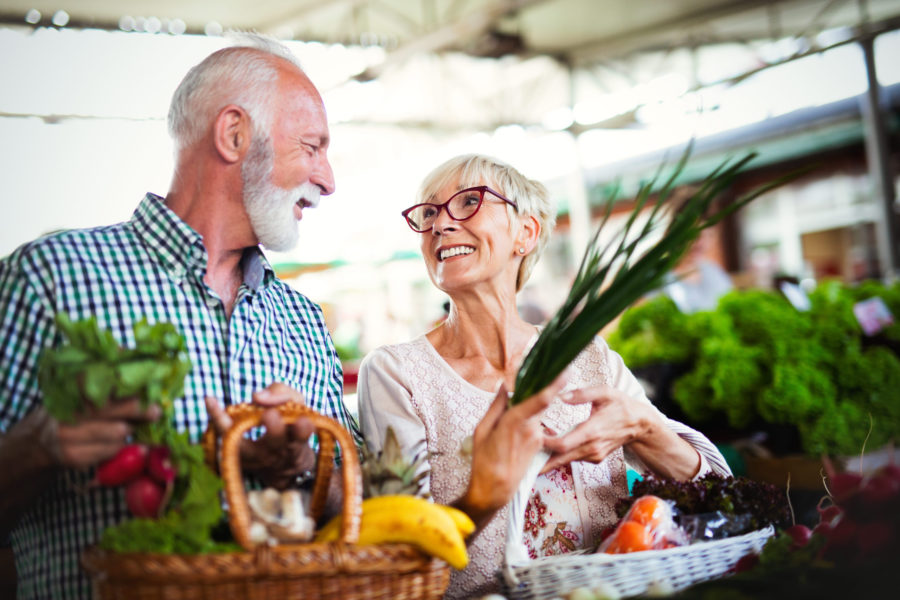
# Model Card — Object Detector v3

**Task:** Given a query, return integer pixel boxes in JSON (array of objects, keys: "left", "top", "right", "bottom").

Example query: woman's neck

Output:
[{"left": 428, "top": 289, "right": 537, "bottom": 386}]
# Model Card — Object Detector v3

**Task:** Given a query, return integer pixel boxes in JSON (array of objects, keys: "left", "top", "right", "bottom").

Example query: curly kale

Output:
[
  {"left": 608, "top": 279, "right": 900, "bottom": 456},
  {"left": 607, "top": 295, "right": 696, "bottom": 368}
]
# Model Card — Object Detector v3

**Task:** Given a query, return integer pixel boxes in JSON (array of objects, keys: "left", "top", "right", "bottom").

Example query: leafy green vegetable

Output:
[
  {"left": 510, "top": 150, "right": 793, "bottom": 405},
  {"left": 40, "top": 314, "right": 192, "bottom": 424},
  {"left": 608, "top": 280, "right": 900, "bottom": 455},
  {"left": 40, "top": 314, "right": 228, "bottom": 554}
]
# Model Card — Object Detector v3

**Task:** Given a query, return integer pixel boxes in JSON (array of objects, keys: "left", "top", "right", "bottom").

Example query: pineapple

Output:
[{"left": 360, "top": 425, "right": 430, "bottom": 498}]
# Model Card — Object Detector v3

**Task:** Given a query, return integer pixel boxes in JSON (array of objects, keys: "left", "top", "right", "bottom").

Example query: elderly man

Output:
[{"left": 0, "top": 34, "right": 359, "bottom": 599}]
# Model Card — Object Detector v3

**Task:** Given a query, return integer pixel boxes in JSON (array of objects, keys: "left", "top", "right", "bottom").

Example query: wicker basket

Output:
[
  {"left": 81, "top": 402, "right": 451, "bottom": 600},
  {"left": 503, "top": 526, "right": 773, "bottom": 599},
  {"left": 500, "top": 451, "right": 774, "bottom": 599}
]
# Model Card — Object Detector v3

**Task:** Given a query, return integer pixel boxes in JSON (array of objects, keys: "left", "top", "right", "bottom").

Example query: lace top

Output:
[{"left": 357, "top": 334, "right": 729, "bottom": 599}]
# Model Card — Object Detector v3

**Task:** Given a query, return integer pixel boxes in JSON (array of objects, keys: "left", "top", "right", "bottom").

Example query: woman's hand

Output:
[
  {"left": 541, "top": 385, "right": 700, "bottom": 479},
  {"left": 205, "top": 382, "right": 317, "bottom": 490},
  {"left": 457, "top": 377, "right": 564, "bottom": 529},
  {"left": 540, "top": 385, "right": 649, "bottom": 473}
]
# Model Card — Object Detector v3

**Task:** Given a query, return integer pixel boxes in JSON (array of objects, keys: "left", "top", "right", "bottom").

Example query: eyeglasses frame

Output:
[{"left": 401, "top": 185, "right": 518, "bottom": 233}]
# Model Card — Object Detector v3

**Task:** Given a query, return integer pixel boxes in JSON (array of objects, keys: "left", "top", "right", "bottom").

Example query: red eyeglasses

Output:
[{"left": 401, "top": 186, "right": 518, "bottom": 232}]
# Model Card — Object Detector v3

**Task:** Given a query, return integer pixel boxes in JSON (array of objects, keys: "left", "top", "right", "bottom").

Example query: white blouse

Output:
[{"left": 357, "top": 334, "right": 731, "bottom": 600}]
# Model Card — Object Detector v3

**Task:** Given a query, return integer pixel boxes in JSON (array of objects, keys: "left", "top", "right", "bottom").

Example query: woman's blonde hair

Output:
[{"left": 417, "top": 154, "right": 556, "bottom": 291}]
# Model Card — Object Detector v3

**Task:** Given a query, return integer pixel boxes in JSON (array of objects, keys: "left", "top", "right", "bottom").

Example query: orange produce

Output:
[
  {"left": 627, "top": 495, "right": 671, "bottom": 529},
  {"left": 603, "top": 521, "right": 653, "bottom": 554}
]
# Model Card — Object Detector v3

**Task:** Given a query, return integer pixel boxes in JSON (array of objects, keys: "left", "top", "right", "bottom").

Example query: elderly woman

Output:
[{"left": 357, "top": 154, "right": 730, "bottom": 599}]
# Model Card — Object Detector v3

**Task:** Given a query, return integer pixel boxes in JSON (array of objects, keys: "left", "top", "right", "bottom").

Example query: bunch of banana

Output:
[{"left": 314, "top": 495, "right": 475, "bottom": 569}]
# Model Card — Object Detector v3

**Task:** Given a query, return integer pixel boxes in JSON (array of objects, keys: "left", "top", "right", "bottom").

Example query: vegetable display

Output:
[
  {"left": 666, "top": 460, "right": 900, "bottom": 599},
  {"left": 509, "top": 151, "right": 793, "bottom": 406},
  {"left": 608, "top": 280, "right": 900, "bottom": 455},
  {"left": 617, "top": 472, "right": 792, "bottom": 535},
  {"left": 39, "top": 314, "right": 232, "bottom": 553}
]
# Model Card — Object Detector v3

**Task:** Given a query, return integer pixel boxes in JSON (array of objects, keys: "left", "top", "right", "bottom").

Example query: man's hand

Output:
[
  {"left": 0, "top": 398, "right": 160, "bottom": 537},
  {"left": 55, "top": 398, "right": 161, "bottom": 470},
  {"left": 205, "top": 382, "right": 317, "bottom": 490}
]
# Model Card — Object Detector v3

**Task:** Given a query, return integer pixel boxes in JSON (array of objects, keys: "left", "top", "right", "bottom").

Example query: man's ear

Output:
[
  {"left": 213, "top": 104, "right": 251, "bottom": 163},
  {"left": 516, "top": 214, "right": 541, "bottom": 254}
]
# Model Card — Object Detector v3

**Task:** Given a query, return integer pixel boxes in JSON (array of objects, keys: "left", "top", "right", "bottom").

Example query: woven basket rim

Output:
[
  {"left": 82, "top": 542, "right": 445, "bottom": 581},
  {"left": 507, "top": 525, "right": 775, "bottom": 569}
]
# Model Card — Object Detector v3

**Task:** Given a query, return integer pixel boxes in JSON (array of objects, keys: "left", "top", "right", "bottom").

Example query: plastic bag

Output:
[
  {"left": 596, "top": 495, "right": 689, "bottom": 554},
  {"left": 677, "top": 511, "right": 753, "bottom": 542}
]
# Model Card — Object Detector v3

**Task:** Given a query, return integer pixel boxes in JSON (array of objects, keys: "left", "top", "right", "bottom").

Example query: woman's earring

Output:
[{"left": 518, "top": 248, "right": 526, "bottom": 255}]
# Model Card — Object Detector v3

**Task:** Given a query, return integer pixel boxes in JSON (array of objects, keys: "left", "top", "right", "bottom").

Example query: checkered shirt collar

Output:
[{"left": 132, "top": 193, "right": 275, "bottom": 292}]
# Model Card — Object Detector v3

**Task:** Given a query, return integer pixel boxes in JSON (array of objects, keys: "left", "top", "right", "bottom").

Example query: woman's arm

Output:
[
  {"left": 357, "top": 349, "right": 431, "bottom": 489},
  {"left": 542, "top": 337, "right": 731, "bottom": 479}
]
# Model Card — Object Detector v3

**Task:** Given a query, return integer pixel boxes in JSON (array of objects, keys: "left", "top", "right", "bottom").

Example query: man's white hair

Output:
[{"left": 167, "top": 32, "right": 304, "bottom": 153}]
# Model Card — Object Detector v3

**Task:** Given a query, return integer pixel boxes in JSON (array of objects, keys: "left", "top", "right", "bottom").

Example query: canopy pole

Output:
[{"left": 859, "top": 35, "right": 899, "bottom": 282}]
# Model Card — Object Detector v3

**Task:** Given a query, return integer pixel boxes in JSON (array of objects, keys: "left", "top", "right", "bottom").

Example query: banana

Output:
[
  {"left": 436, "top": 503, "right": 476, "bottom": 538},
  {"left": 313, "top": 495, "right": 471, "bottom": 569}
]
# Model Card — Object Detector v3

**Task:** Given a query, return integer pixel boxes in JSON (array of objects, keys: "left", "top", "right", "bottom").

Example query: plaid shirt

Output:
[{"left": 0, "top": 193, "right": 361, "bottom": 600}]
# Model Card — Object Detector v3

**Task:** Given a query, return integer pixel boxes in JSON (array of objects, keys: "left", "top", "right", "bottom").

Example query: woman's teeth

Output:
[{"left": 440, "top": 246, "right": 474, "bottom": 261}]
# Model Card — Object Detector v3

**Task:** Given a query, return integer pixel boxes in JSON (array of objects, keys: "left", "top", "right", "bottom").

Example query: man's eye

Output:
[{"left": 302, "top": 142, "right": 319, "bottom": 154}]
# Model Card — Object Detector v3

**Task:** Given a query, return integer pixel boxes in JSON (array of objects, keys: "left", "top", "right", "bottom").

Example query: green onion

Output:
[{"left": 510, "top": 149, "right": 796, "bottom": 405}]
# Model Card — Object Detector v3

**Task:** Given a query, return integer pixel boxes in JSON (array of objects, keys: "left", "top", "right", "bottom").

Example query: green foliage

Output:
[
  {"left": 608, "top": 296, "right": 696, "bottom": 367},
  {"left": 609, "top": 280, "right": 900, "bottom": 456},
  {"left": 40, "top": 314, "right": 228, "bottom": 554},
  {"left": 511, "top": 150, "right": 794, "bottom": 405},
  {"left": 40, "top": 314, "right": 192, "bottom": 425}
]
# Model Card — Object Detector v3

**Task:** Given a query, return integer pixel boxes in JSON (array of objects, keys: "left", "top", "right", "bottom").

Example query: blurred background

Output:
[{"left": 2, "top": 1, "right": 900, "bottom": 470}]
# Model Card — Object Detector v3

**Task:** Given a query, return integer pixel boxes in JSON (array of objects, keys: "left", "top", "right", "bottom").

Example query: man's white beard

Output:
[{"left": 242, "top": 136, "right": 317, "bottom": 252}]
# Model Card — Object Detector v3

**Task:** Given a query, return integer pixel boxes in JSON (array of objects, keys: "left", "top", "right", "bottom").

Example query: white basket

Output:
[
  {"left": 501, "top": 451, "right": 774, "bottom": 600},
  {"left": 503, "top": 525, "right": 773, "bottom": 599}
]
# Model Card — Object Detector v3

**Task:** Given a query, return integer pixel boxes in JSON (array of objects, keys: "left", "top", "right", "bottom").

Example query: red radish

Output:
[
  {"left": 147, "top": 445, "right": 176, "bottom": 484},
  {"left": 125, "top": 475, "right": 166, "bottom": 518},
  {"left": 95, "top": 444, "right": 148, "bottom": 487},
  {"left": 812, "top": 520, "right": 834, "bottom": 538},
  {"left": 822, "top": 516, "right": 857, "bottom": 560},
  {"left": 860, "top": 472, "right": 900, "bottom": 510},
  {"left": 877, "top": 464, "right": 900, "bottom": 483},
  {"left": 732, "top": 553, "right": 759, "bottom": 573},
  {"left": 855, "top": 521, "right": 894, "bottom": 556},
  {"left": 828, "top": 472, "right": 863, "bottom": 503},
  {"left": 817, "top": 504, "right": 842, "bottom": 525},
  {"left": 784, "top": 524, "right": 812, "bottom": 550}
]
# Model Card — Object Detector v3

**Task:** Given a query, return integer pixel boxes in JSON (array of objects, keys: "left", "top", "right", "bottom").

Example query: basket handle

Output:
[{"left": 201, "top": 402, "right": 362, "bottom": 550}]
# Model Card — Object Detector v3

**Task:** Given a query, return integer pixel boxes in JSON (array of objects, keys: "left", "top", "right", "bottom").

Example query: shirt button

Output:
[{"left": 206, "top": 297, "right": 219, "bottom": 308}]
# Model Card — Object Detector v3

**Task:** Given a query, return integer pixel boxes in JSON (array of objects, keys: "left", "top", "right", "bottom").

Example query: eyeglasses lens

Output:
[{"left": 406, "top": 188, "right": 486, "bottom": 231}]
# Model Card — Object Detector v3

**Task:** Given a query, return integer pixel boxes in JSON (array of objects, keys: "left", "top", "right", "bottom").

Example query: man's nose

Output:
[{"left": 312, "top": 153, "right": 335, "bottom": 195}]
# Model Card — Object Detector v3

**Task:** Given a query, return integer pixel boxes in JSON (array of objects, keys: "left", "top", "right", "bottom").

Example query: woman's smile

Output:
[{"left": 438, "top": 245, "right": 476, "bottom": 262}]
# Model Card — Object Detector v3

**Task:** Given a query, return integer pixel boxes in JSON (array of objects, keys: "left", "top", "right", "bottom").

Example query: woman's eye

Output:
[
  {"left": 462, "top": 195, "right": 480, "bottom": 207},
  {"left": 422, "top": 206, "right": 438, "bottom": 219}
]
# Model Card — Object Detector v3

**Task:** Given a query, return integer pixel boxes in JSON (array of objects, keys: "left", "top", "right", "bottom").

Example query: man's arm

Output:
[
  {"left": 0, "top": 400, "right": 161, "bottom": 539},
  {"left": 0, "top": 409, "right": 59, "bottom": 538}
]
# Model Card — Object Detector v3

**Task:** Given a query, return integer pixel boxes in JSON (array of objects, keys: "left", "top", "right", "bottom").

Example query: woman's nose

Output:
[{"left": 431, "top": 207, "right": 457, "bottom": 233}]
